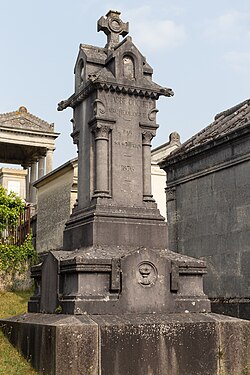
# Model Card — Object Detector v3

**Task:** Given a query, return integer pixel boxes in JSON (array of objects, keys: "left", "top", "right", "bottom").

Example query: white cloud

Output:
[
  {"left": 204, "top": 10, "right": 250, "bottom": 41},
  {"left": 224, "top": 51, "right": 250, "bottom": 73},
  {"left": 122, "top": 6, "right": 186, "bottom": 52},
  {"left": 133, "top": 19, "right": 186, "bottom": 51}
]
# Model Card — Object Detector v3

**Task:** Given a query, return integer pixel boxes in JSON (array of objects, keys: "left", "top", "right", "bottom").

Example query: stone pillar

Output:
[
  {"left": 22, "top": 164, "right": 30, "bottom": 202},
  {"left": 166, "top": 187, "right": 177, "bottom": 251},
  {"left": 38, "top": 156, "right": 45, "bottom": 179},
  {"left": 46, "top": 149, "right": 53, "bottom": 174},
  {"left": 92, "top": 123, "right": 111, "bottom": 197},
  {"left": 142, "top": 130, "right": 155, "bottom": 201},
  {"left": 30, "top": 161, "right": 37, "bottom": 204}
]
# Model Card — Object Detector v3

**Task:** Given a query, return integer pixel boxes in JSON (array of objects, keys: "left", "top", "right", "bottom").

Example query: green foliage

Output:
[
  {"left": 0, "top": 234, "right": 37, "bottom": 273},
  {"left": 0, "top": 185, "right": 25, "bottom": 232},
  {"left": 0, "top": 186, "right": 36, "bottom": 274},
  {"left": 0, "top": 290, "right": 38, "bottom": 374},
  {"left": 54, "top": 305, "right": 62, "bottom": 314}
]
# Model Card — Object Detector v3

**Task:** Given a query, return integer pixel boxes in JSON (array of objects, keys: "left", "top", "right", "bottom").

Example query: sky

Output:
[{"left": 1, "top": 0, "right": 250, "bottom": 168}]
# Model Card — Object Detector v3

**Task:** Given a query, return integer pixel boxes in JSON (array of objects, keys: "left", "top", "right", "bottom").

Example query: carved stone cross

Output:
[{"left": 97, "top": 10, "right": 129, "bottom": 49}]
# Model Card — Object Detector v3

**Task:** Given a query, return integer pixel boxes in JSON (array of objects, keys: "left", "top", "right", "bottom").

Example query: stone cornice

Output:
[
  {"left": 166, "top": 151, "right": 250, "bottom": 188},
  {"left": 58, "top": 80, "right": 173, "bottom": 111},
  {"left": 160, "top": 124, "right": 250, "bottom": 169},
  {"left": 0, "top": 125, "right": 60, "bottom": 139}
]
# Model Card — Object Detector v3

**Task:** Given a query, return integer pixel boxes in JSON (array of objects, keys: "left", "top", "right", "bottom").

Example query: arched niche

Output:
[
  {"left": 123, "top": 55, "right": 135, "bottom": 80},
  {"left": 76, "top": 59, "right": 85, "bottom": 89}
]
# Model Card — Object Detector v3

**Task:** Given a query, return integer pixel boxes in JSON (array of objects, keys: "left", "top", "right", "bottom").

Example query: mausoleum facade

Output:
[
  {"left": 0, "top": 106, "right": 59, "bottom": 203},
  {"left": 160, "top": 98, "right": 250, "bottom": 319}
]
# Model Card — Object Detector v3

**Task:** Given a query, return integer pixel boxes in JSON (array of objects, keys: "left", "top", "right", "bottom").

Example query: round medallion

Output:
[
  {"left": 137, "top": 261, "right": 157, "bottom": 287},
  {"left": 109, "top": 18, "right": 122, "bottom": 33}
]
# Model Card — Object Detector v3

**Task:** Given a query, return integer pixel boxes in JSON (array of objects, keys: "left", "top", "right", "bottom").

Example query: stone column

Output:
[
  {"left": 22, "top": 164, "right": 30, "bottom": 202},
  {"left": 30, "top": 161, "right": 37, "bottom": 204},
  {"left": 92, "top": 123, "right": 111, "bottom": 196},
  {"left": 46, "top": 149, "right": 53, "bottom": 174},
  {"left": 38, "top": 156, "right": 45, "bottom": 179},
  {"left": 142, "top": 130, "right": 155, "bottom": 201}
]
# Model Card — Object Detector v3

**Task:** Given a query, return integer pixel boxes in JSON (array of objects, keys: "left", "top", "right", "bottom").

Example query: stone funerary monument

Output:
[{"left": 1, "top": 10, "right": 250, "bottom": 375}]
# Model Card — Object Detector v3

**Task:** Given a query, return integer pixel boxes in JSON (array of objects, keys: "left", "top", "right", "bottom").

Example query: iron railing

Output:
[{"left": 0, "top": 205, "right": 31, "bottom": 245}]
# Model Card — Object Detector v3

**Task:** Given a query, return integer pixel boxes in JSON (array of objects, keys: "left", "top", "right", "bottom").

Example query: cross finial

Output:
[{"left": 97, "top": 10, "right": 129, "bottom": 49}]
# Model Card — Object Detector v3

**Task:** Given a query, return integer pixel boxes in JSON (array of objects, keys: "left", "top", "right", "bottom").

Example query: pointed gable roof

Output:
[
  {"left": 0, "top": 106, "right": 55, "bottom": 134},
  {"left": 59, "top": 36, "right": 173, "bottom": 111}
]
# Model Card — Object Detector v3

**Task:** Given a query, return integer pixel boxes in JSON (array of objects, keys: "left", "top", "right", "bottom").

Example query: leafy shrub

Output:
[
  {"left": 0, "top": 186, "right": 25, "bottom": 232},
  {"left": 0, "top": 186, "right": 37, "bottom": 275},
  {"left": 0, "top": 234, "right": 37, "bottom": 274}
]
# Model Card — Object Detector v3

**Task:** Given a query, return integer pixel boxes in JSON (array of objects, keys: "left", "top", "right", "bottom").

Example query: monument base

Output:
[
  {"left": 1, "top": 312, "right": 250, "bottom": 375},
  {"left": 63, "top": 203, "right": 168, "bottom": 250}
]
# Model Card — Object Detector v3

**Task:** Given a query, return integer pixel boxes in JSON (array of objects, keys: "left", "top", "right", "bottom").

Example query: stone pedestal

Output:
[
  {"left": 28, "top": 247, "right": 211, "bottom": 315},
  {"left": 1, "top": 313, "right": 250, "bottom": 375}
]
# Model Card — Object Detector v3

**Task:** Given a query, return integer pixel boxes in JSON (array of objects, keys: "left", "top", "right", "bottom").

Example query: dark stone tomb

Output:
[
  {"left": 2, "top": 10, "right": 250, "bottom": 375},
  {"left": 160, "top": 99, "right": 250, "bottom": 319}
]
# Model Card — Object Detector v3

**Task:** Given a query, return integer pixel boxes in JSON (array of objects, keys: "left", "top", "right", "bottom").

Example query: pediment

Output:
[{"left": 0, "top": 107, "right": 55, "bottom": 133}]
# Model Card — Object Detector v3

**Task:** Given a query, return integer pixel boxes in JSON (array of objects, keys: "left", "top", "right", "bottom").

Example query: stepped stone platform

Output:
[{"left": 1, "top": 312, "right": 250, "bottom": 375}]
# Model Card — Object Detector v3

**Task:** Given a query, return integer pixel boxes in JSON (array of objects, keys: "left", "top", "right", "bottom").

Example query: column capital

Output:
[
  {"left": 92, "top": 123, "right": 112, "bottom": 140},
  {"left": 142, "top": 129, "right": 156, "bottom": 145}
]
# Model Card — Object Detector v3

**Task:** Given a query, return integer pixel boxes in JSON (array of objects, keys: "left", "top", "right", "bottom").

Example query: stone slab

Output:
[
  {"left": 1, "top": 313, "right": 250, "bottom": 375},
  {"left": 0, "top": 314, "right": 98, "bottom": 375}
]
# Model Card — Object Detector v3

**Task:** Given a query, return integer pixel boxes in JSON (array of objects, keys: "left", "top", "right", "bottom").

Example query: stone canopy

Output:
[
  {"left": 0, "top": 106, "right": 60, "bottom": 202},
  {"left": 0, "top": 106, "right": 59, "bottom": 166}
]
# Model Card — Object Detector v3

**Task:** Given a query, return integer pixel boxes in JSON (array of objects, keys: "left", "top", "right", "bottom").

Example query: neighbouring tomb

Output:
[
  {"left": 151, "top": 132, "right": 181, "bottom": 217},
  {"left": 160, "top": 99, "right": 250, "bottom": 319},
  {"left": 34, "top": 158, "right": 78, "bottom": 253},
  {"left": 0, "top": 167, "right": 27, "bottom": 199},
  {"left": 0, "top": 106, "right": 59, "bottom": 203},
  {"left": 1, "top": 11, "right": 250, "bottom": 375}
]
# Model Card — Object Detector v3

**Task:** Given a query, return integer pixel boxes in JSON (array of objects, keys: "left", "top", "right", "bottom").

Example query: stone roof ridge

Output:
[
  {"left": 162, "top": 98, "right": 250, "bottom": 162},
  {"left": 214, "top": 98, "right": 250, "bottom": 120},
  {"left": 0, "top": 106, "right": 55, "bottom": 132},
  {"left": 80, "top": 44, "right": 107, "bottom": 59}
]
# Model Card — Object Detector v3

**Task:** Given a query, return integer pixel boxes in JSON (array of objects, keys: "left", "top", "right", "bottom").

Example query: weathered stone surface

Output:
[
  {"left": 34, "top": 159, "right": 78, "bottom": 253},
  {"left": 29, "top": 246, "right": 210, "bottom": 315},
  {"left": 160, "top": 100, "right": 250, "bottom": 318},
  {"left": 28, "top": 10, "right": 210, "bottom": 317},
  {"left": 1, "top": 312, "right": 250, "bottom": 375},
  {"left": 58, "top": 11, "right": 173, "bottom": 252},
  {"left": 94, "top": 313, "right": 250, "bottom": 375},
  {"left": 0, "top": 314, "right": 98, "bottom": 375}
]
